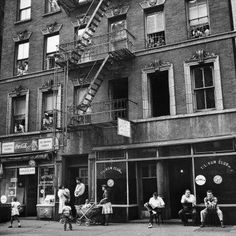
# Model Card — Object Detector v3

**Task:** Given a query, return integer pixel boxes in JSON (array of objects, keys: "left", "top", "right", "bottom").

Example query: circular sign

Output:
[
  {"left": 107, "top": 179, "right": 114, "bottom": 187},
  {"left": 29, "top": 160, "right": 36, "bottom": 167},
  {"left": 213, "top": 175, "right": 222, "bottom": 184},
  {"left": 40, "top": 189, "right": 45, "bottom": 194},
  {"left": 1, "top": 195, "right": 7, "bottom": 204},
  {"left": 195, "top": 175, "right": 206, "bottom": 186}
]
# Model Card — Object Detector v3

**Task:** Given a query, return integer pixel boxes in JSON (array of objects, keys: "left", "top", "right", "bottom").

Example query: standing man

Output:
[
  {"left": 74, "top": 177, "right": 85, "bottom": 205},
  {"left": 178, "top": 189, "right": 196, "bottom": 225},
  {"left": 144, "top": 192, "right": 165, "bottom": 228},
  {"left": 200, "top": 190, "right": 224, "bottom": 228}
]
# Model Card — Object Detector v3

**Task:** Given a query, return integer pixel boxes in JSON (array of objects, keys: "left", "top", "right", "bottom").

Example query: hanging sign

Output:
[
  {"left": 117, "top": 118, "right": 131, "bottom": 138},
  {"left": 38, "top": 138, "right": 53, "bottom": 150}
]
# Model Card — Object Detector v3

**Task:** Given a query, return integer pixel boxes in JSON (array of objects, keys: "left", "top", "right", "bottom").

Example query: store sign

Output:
[
  {"left": 117, "top": 118, "right": 131, "bottom": 138},
  {"left": 38, "top": 138, "right": 53, "bottom": 150},
  {"left": 200, "top": 159, "right": 233, "bottom": 170},
  {"left": 2, "top": 142, "right": 14, "bottom": 154},
  {"left": 100, "top": 166, "right": 123, "bottom": 175},
  {"left": 213, "top": 175, "right": 223, "bottom": 184},
  {"left": 195, "top": 175, "right": 206, "bottom": 186},
  {"left": 19, "top": 167, "right": 35, "bottom": 175},
  {"left": 15, "top": 139, "right": 38, "bottom": 153}
]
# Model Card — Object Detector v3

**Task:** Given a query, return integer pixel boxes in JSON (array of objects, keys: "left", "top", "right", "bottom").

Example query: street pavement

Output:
[{"left": 0, "top": 218, "right": 236, "bottom": 236}]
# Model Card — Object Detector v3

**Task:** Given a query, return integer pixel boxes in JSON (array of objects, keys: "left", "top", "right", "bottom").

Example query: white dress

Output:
[{"left": 58, "top": 189, "right": 67, "bottom": 214}]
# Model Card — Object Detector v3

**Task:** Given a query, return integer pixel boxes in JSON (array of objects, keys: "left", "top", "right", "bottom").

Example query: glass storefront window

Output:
[
  {"left": 128, "top": 163, "right": 137, "bottom": 204},
  {"left": 38, "top": 166, "right": 55, "bottom": 205},
  {"left": 194, "top": 156, "right": 236, "bottom": 204},
  {"left": 97, "top": 162, "right": 127, "bottom": 204},
  {"left": 159, "top": 144, "right": 191, "bottom": 157},
  {"left": 128, "top": 148, "right": 157, "bottom": 159}
]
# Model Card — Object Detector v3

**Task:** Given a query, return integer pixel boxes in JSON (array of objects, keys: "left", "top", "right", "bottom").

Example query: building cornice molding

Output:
[
  {"left": 41, "top": 22, "right": 63, "bottom": 35},
  {"left": 12, "top": 30, "right": 32, "bottom": 42},
  {"left": 105, "top": 4, "right": 130, "bottom": 18},
  {"left": 139, "top": 0, "right": 165, "bottom": 9}
]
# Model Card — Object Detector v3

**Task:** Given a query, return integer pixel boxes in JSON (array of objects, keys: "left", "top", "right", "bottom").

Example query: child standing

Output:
[
  {"left": 8, "top": 197, "right": 21, "bottom": 228},
  {"left": 62, "top": 202, "right": 72, "bottom": 231}
]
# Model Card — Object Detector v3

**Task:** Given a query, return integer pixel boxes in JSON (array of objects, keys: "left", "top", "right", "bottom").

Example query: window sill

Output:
[
  {"left": 14, "top": 18, "right": 32, "bottom": 25},
  {"left": 43, "top": 10, "right": 61, "bottom": 17}
]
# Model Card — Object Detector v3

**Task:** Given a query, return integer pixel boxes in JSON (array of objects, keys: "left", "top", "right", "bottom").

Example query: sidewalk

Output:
[{"left": 0, "top": 218, "right": 236, "bottom": 236}]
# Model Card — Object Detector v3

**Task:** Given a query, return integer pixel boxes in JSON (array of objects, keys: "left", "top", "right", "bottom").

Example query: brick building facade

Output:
[{"left": 0, "top": 0, "right": 236, "bottom": 223}]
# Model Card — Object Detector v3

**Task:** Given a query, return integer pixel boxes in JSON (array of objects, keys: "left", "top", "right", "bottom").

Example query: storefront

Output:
[
  {"left": 0, "top": 137, "right": 58, "bottom": 219},
  {"left": 93, "top": 138, "right": 236, "bottom": 224}
]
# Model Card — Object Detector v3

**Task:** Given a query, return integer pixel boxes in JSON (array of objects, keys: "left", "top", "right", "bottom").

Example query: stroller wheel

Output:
[
  {"left": 76, "top": 219, "right": 82, "bottom": 225},
  {"left": 85, "top": 221, "right": 90, "bottom": 227}
]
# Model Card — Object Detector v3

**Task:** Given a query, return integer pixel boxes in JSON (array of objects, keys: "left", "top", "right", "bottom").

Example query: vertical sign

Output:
[{"left": 117, "top": 118, "right": 131, "bottom": 138}]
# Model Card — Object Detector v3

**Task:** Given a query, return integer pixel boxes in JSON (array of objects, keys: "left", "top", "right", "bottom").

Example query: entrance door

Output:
[
  {"left": 141, "top": 162, "right": 157, "bottom": 204},
  {"left": 168, "top": 159, "right": 192, "bottom": 218}
]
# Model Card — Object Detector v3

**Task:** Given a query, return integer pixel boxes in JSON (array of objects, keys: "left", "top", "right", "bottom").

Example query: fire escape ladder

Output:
[
  {"left": 76, "top": 0, "right": 110, "bottom": 48},
  {"left": 78, "top": 54, "right": 112, "bottom": 112}
]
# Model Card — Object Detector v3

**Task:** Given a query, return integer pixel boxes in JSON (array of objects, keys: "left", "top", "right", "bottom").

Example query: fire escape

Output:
[{"left": 56, "top": 0, "right": 135, "bottom": 129}]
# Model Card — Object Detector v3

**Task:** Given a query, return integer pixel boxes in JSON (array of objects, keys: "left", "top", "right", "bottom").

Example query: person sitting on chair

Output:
[
  {"left": 200, "top": 190, "right": 224, "bottom": 228},
  {"left": 144, "top": 192, "right": 165, "bottom": 228},
  {"left": 178, "top": 189, "right": 196, "bottom": 226}
]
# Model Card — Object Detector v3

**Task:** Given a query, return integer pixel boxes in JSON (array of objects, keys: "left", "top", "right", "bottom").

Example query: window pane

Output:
[
  {"left": 44, "top": 92, "right": 57, "bottom": 111},
  {"left": 20, "top": 0, "right": 31, "bottom": 9},
  {"left": 14, "top": 97, "right": 26, "bottom": 115},
  {"left": 189, "top": 5, "right": 198, "bottom": 21},
  {"left": 206, "top": 88, "right": 215, "bottom": 108},
  {"left": 18, "top": 42, "right": 29, "bottom": 60},
  {"left": 147, "top": 12, "right": 164, "bottom": 34},
  {"left": 204, "top": 66, "right": 213, "bottom": 86},
  {"left": 194, "top": 67, "right": 203, "bottom": 88},
  {"left": 196, "top": 90, "right": 205, "bottom": 109},
  {"left": 198, "top": 2, "right": 207, "bottom": 18},
  {"left": 47, "top": 0, "right": 60, "bottom": 13},
  {"left": 20, "top": 8, "right": 31, "bottom": 20},
  {"left": 111, "top": 20, "right": 126, "bottom": 32},
  {"left": 47, "top": 35, "right": 59, "bottom": 54}
]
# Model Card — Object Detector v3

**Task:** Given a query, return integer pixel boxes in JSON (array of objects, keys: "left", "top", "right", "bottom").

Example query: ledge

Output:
[
  {"left": 42, "top": 10, "right": 62, "bottom": 17},
  {"left": 14, "top": 18, "right": 32, "bottom": 25}
]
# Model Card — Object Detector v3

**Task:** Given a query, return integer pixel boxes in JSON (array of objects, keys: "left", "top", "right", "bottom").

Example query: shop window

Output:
[
  {"left": 38, "top": 166, "right": 55, "bottom": 204},
  {"left": 18, "top": 0, "right": 31, "bottom": 21},
  {"left": 194, "top": 139, "right": 234, "bottom": 154},
  {"left": 97, "top": 162, "right": 127, "bottom": 204},
  {"left": 79, "top": 168, "right": 88, "bottom": 185},
  {"left": 145, "top": 9, "right": 165, "bottom": 48},
  {"left": 188, "top": 0, "right": 210, "bottom": 38},
  {"left": 159, "top": 145, "right": 191, "bottom": 157},
  {"left": 45, "top": 34, "right": 59, "bottom": 70},
  {"left": 12, "top": 96, "right": 26, "bottom": 133},
  {"left": 16, "top": 42, "right": 29, "bottom": 76},
  {"left": 128, "top": 163, "right": 137, "bottom": 204},
  {"left": 194, "top": 156, "right": 236, "bottom": 204},
  {"left": 128, "top": 148, "right": 157, "bottom": 159},
  {"left": 149, "top": 70, "right": 170, "bottom": 117},
  {"left": 142, "top": 163, "right": 156, "bottom": 178},
  {"left": 192, "top": 63, "right": 215, "bottom": 110},
  {"left": 97, "top": 150, "right": 125, "bottom": 160},
  {"left": 45, "top": 0, "right": 60, "bottom": 14}
]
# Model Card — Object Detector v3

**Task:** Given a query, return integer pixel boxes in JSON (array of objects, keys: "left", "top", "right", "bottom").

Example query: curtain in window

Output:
[
  {"left": 44, "top": 92, "right": 57, "bottom": 111},
  {"left": 17, "top": 42, "right": 29, "bottom": 60},
  {"left": 13, "top": 97, "right": 26, "bottom": 115},
  {"left": 46, "top": 35, "right": 59, "bottom": 54},
  {"left": 147, "top": 12, "right": 164, "bottom": 34},
  {"left": 189, "top": 0, "right": 208, "bottom": 26}
]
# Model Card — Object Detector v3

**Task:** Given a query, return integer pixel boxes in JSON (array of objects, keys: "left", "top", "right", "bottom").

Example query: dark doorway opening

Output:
[
  {"left": 167, "top": 159, "right": 193, "bottom": 218},
  {"left": 149, "top": 71, "right": 170, "bottom": 117}
]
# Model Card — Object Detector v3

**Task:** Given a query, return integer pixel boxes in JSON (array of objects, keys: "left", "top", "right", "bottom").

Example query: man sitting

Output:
[
  {"left": 200, "top": 190, "right": 224, "bottom": 228},
  {"left": 178, "top": 189, "right": 196, "bottom": 226},
  {"left": 144, "top": 192, "right": 165, "bottom": 228}
]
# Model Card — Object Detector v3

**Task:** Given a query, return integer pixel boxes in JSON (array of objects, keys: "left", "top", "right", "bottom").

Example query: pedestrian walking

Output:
[
  {"left": 99, "top": 184, "right": 113, "bottom": 226},
  {"left": 8, "top": 197, "right": 21, "bottom": 228},
  {"left": 62, "top": 202, "right": 73, "bottom": 231}
]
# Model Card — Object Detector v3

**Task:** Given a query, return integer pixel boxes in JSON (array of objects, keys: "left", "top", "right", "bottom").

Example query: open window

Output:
[
  {"left": 16, "top": 41, "right": 29, "bottom": 76},
  {"left": 45, "top": 34, "right": 59, "bottom": 70},
  {"left": 45, "top": 0, "right": 60, "bottom": 14}
]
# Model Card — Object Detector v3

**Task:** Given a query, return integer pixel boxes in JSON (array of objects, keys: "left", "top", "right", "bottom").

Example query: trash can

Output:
[{"left": 0, "top": 204, "right": 11, "bottom": 223}]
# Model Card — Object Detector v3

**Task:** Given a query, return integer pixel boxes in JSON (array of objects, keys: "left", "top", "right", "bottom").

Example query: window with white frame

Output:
[
  {"left": 188, "top": 0, "right": 210, "bottom": 38},
  {"left": 146, "top": 10, "right": 165, "bottom": 48},
  {"left": 192, "top": 64, "right": 215, "bottom": 110},
  {"left": 184, "top": 55, "right": 223, "bottom": 114},
  {"left": 16, "top": 42, "right": 29, "bottom": 76},
  {"left": 12, "top": 96, "right": 26, "bottom": 133},
  {"left": 45, "top": 34, "right": 59, "bottom": 69},
  {"left": 18, "top": 0, "right": 31, "bottom": 21},
  {"left": 45, "top": 0, "right": 60, "bottom": 14}
]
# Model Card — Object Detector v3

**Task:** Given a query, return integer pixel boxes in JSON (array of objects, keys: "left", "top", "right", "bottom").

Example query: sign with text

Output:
[
  {"left": 19, "top": 167, "right": 36, "bottom": 175},
  {"left": 117, "top": 118, "right": 131, "bottom": 138},
  {"left": 38, "top": 138, "right": 53, "bottom": 150},
  {"left": 15, "top": 139, "right": 38, "bottom": 153},
  {"left": 2, "top": 142, "right": 15, "bottom": 154}
]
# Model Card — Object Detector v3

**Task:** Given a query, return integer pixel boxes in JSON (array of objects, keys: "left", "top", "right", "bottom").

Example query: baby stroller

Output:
[{"left": 75, "top": 203, "right": 101, "bottom": 226}]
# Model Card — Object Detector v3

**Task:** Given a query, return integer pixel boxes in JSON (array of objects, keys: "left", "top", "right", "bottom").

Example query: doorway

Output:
[
  {"left": 167, "top": 159, "right": 193, "bottom": 218},
  {"left": 149, "top": 70, "right": 170, "bottom": 117}
]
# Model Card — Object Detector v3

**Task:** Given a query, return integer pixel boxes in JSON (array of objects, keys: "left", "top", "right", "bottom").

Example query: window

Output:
[
  {"left": 79, "top": 168, "right": 88, "bottom": 185},
  {"left": 110, "top": 19, "right": 127, "bottom": 40},
  {"left": 12, "top": 96, "right": 26, "bottom": 133},
  {"left": 16, "top": 42, "right": 29, "bottom": 76},
  {"left": 45, "top": 0, "right": 60, "bottom": 14},
  {"left": 42, "top": 90, "right": 59, "bottom": 130},
  {"left": 188, "top": 0, "right": 210, "bottom": 38},
  {"left": 18, "top": 0, "right": 31, "bottom": 21},
  {"left": 192, "top": 64, "right": 215, "bottom": 110},
  {"left": 146, "top": 11, "right": 165, "bottom": 48},
  {"left": 45, "top": 34, "right": 59, "bottom": 69}
]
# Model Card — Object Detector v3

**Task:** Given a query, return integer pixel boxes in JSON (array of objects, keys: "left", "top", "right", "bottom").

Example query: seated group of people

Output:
[{"left": 145, "top": 189, "right": 224, "bottom": 228}]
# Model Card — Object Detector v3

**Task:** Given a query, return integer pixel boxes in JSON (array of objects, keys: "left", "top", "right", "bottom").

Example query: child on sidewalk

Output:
[
  {"left": 62, "top": 202, "right": 73, "bottom": 231},
  {"left": 8, "top": 197, "right": 21, "bottom": 228}
]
